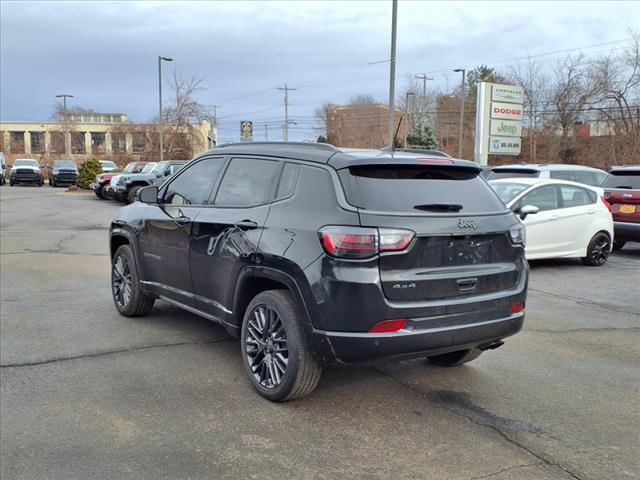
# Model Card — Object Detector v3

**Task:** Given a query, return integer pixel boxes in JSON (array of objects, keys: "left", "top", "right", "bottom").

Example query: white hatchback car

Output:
[
  {"left": 489, "top": 164, "right": 608, "bottom": 187},
  {"left": 490, "top": 178, "right": 614, "bottom": 265}
]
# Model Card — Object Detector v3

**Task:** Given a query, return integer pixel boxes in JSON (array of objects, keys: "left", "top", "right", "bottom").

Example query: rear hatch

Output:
[
  {"left": 337, "top": 161, "right": 524, "bottom": 302},
  {"left": 602, "top": 170, "right": 640, "bottom": 224}
]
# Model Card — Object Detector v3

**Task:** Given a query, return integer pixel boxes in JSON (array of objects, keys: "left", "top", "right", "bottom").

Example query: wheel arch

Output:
[{"left": 232, "top": 267, "right": 314, "bottom": 332}]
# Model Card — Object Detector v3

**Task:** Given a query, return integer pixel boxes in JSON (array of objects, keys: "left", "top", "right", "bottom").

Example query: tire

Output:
[
  {"left": 99, "top": 184, "right": 110, "bottom": 200},
  {"left": 111, "top": 244, "right": 155, "bottom": 316},
  {"left": 427, "top": 348, "right": 483, "bottom": 367},
  {"left": 241, "top": 290, "right": 322, "bottom": 402},
  {"left": 127, "top": 185, "right": 143, "bottom": 204},
  {"left": 94, "top": 187, "right": 104, "bottom": 199},
  {"left": 50, "top": 179, "right": 56, "bottom": 187},
  {"left": 581, "top": 232, "right": 611, "bottom": 266},
  {"left": 612, "top": 240, "right": 626, "bottom": 251},
  {"left": 9, "top": 181, "right": 14, "bottom": 186}
]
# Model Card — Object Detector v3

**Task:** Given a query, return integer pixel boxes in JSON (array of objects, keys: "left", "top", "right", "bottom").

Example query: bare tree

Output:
[
  {"left": 509, "top": 57, "right": 551, "bottom": 162},
  {"left": 589, "top": 31, "right": 640, "bottom": 162}
]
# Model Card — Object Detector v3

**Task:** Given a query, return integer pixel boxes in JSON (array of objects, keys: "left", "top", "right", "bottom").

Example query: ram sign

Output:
[{"left": 474, "top": 82, "right": 525, "bottom": 164}]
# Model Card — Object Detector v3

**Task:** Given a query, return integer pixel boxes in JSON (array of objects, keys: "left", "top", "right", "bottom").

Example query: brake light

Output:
[
  {"left": 511, "top": 302, "right": 524, "bottom": 314},
  {"left": 318, "top": 227, "right": 414, "bottom": 259},
  {"left": 416, "top": 157, "right": 454, "bottom": 165},
  {"left": 369, "top": 319, "right": 407, "bottom": 333},
  {"left": 600, "top": 196, "right": 612, "bottom": 212}
]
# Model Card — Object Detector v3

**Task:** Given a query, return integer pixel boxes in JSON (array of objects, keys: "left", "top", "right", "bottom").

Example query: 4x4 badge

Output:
[{"left": 457, "top": 219, "right": 478, "bottom": 229}]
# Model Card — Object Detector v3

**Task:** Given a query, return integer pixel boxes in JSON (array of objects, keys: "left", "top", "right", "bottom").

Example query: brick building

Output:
[{"left": 325, "top": 104, "right": 403, "bottom": 148}]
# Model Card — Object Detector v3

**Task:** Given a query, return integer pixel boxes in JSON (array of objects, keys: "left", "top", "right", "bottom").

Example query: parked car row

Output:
[
  {"left": 91, "top": 160, "right": 186, "bottom": 203},
  {"left": 0, "top": 158, "right": 120, "bottom": 187}
]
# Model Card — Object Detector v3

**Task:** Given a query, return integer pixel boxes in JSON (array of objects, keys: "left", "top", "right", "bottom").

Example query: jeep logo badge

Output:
[{"left": 457, "top": 219, "right": 478, "bottom": 229}]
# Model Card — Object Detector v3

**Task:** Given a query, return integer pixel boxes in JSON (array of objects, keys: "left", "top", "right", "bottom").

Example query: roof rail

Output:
[{"left": 216, "top": 141, "right": 339, "bottom": 152}]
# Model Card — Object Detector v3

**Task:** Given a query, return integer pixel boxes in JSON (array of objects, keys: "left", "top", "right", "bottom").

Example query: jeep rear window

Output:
[
  {"left": 338, "top": 165, "right": 506, "bottom": 213},
  {"left": 601, "top": 172, "right": 640, "bottom": 189},
  {"left": 489, "top": 169, "right": 540, "bottom": 179}
]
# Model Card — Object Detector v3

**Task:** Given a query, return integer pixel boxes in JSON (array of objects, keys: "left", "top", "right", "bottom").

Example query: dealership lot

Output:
[{"left": 1, "top": 186, "right": 638, "bottom": 480}]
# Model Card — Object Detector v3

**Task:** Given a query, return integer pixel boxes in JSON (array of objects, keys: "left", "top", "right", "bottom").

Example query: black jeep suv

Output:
[{"left": 109, "top": 143, "right": 528, "bottom": 401}]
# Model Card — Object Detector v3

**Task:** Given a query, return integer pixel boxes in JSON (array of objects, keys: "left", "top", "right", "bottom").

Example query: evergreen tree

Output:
[{"left": 406, "top": 119, "right": 439, "bottom": 149}]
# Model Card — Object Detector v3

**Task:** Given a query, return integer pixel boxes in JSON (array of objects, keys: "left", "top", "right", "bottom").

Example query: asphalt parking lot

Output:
[{"left": 1, "top": 186, "right": 638, "bottom": 480}]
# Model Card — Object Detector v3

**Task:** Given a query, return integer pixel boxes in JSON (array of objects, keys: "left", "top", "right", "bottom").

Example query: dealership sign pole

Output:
[{"left": 474, "top": 82, "right": 524, "bottom": 165}]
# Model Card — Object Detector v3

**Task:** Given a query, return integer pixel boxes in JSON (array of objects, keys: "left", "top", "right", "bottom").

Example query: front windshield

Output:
[
  {"left": 53, "top": 160, "right": 76, "bottom": 169},
  {"left": 14, "top": 159, "right": 38, "bottom": 167},
  {"left": 489, "top": 181, "right": 530, "bottom": 204},
  {"left": 101, "top": 161, "right": 117, "bottom": 169},
  {"left": 123, "top": 163, "right": 138, "bottom": 173},
  {"left": 142, "top": 162, "right": 158, "bottom": 174}
]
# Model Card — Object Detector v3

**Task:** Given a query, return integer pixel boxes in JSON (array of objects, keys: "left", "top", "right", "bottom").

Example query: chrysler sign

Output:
[{"left": 491, "top": 85, "right": 524, "bottom": 104}]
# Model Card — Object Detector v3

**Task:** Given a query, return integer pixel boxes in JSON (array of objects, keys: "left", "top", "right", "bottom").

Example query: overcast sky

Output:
[{"left": 1, "top": 0, "right": 638, "bottom": 142}]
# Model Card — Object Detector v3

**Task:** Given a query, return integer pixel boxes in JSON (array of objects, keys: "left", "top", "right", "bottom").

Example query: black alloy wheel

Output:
[
  {"left": 581, "top": 232, "right": 611, "bottom": 266},
  {"left": 241, "top": 290, "right": 322, "bottom": 401},
  {"left": 245, "top": 304, "right": 289, "bottom": 389},
  {"left": 111, "top": 245, "right": 154, "bottom": 316}
]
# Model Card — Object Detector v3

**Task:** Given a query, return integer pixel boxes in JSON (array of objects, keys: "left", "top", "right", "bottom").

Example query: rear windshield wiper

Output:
[{"left": 414, "top": 203, "right": 463, "bottom": 212}]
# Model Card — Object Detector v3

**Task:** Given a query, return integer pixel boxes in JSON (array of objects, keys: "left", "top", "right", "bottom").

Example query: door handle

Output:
[
  {"left": 235, "top": 220, "right": 258, "bottom": 230},
  {"left": 174, "top": 216, "right": 190, "bottom": 226}
]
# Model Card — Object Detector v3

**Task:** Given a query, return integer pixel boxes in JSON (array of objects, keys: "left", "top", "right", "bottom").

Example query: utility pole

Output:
[
  {"left": 404, "top": 92, "right": 414, "bottom": 148},
  {"left": 277, "top": 84, "right": 296, "bottom": 142},
  {"left": 158, "top": 56, "right": 173, "bottom": 162},
  {"left": 212, "top": 104, "right": 220, "bottom": 126},
  {"left": 414, "top": 74, "right": 432, "bottom": 117},
  {"left": 454, "top": 68, "right": 466, "bottom": 158},
  {"left": 55, "top": 94, "right": 73, "bottom": 156},
  {"left": 387, "top": 0, "right": 398, "bottom": 147},
  {"left": 265, "top": 125, "right": 269, "bottom": 142}
]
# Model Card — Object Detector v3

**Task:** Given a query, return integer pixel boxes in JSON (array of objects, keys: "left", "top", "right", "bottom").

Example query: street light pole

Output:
[
  {"left": 454, "top": 68, "right": 466, "bottom": 158},
  {"left": 56, "top": 94, "right": 73, "bottom": 156},
  {"left": 158, "top": 56, "right": 173, "bottom": 162},
  {"left": 404, "top": 92, "right": 414, "bottom": 148},
  {"left": 387, "top": 0, "right": 398, "bottom": 147}
]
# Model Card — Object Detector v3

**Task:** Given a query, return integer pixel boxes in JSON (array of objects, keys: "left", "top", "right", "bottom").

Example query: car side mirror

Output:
[
  {"left": 138, "top": 185, "right": 159, "bottom": 204},
  {"left": 518, "top": 204, "right": 539, "bottom": 221}
]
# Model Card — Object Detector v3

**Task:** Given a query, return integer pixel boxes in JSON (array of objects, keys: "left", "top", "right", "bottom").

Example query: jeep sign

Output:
[{"left": 490, "top": 119, "right": 523, "bottom": 137}]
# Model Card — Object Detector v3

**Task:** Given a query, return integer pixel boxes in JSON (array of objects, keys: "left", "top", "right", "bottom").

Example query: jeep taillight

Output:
[{"left": 318, "top": 226, "right": 414, "bottom": 259}]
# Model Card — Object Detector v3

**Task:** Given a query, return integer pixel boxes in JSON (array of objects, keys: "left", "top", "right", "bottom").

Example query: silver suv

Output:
[{"left": 489, "top": 164, "right": 608, "bottom": 187}]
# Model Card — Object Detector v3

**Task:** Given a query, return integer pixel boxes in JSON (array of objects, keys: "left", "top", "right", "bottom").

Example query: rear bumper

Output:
[
  {"left": 309, "top": 312, "right": 524, "bottom": 364},
  {"left": 614, "top": 221, "right": 640, "bottom": 241}
]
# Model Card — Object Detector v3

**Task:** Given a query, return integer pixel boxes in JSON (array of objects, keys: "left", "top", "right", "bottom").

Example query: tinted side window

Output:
[
  {"left": 215, "top": 158, "right": 280, "bottom": 206},
  {"left": 276, "top": 163, "right": 300, "bottom": 199},
  {"left": 163, "top": 157, "right": 224, "bottom": 205},
  {"left": 560, "top": 185, "right": 595, "bottom": 207},
  {"left": 572, "top": 171, "right": 599, "bottom": 186},
  {"left": 520, "top": 185, "right": 558, "bottom": 211},
  {"left": 550, "top": 171, "right": 574, "bottom": 182}
]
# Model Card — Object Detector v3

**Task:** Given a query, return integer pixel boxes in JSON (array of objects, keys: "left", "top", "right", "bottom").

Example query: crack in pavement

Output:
[
  {"left": 372, "top": 367, "right": 584, "bottom": 480},
  {"left": 0, "top": 338, "right": 234, "bottom": 369},
  {"left": 1, "top": 250, "right": 108, "bottom": 256},
  {"left": 527, "top": 326, "right": 640, "bottom": 334},
  {"left": 468, "top": 461, "right": 546, "bottom": 480},
  {"left": 529, "top": 288, "right": 640, "bottom": 316}
]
